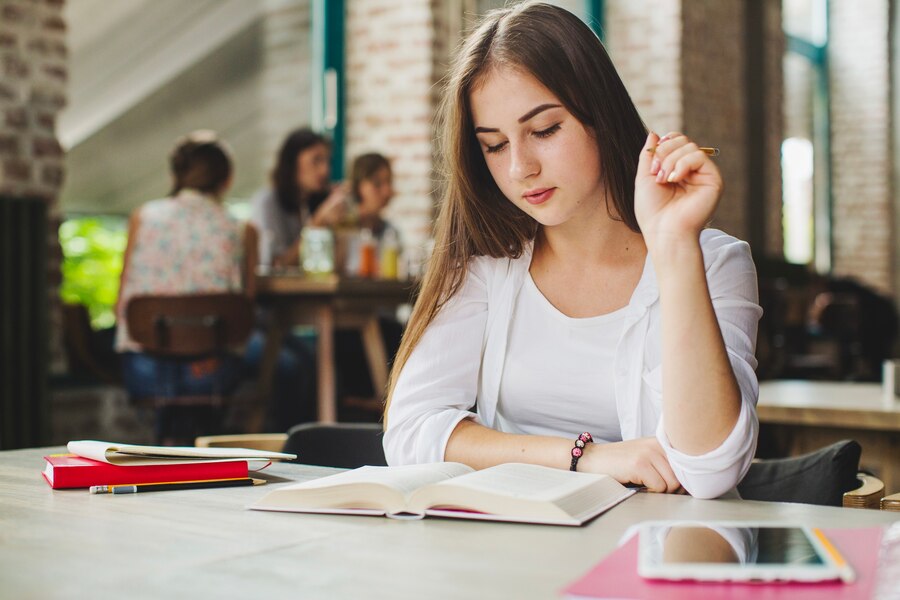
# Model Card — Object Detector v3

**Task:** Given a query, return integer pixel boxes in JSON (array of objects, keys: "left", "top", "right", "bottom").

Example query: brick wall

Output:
[
  {"left": 0, "top": 0, "right": 67, "bottom": 374},
  {"left": 344, "top": 0, "right": 599, "bottom": 252},
  {"left": 829, "top": 0, "right": 893, "bottom": 294},
  {"left": 342, "top": 0, "right": 795, "bottom": 270},
  {"left": 344, "top": 0, "right": 767, "bottom": 253},
  {"left": 682, "top": 1, "right": 748, "bottom": 241},
  {"left": 607, "top": 0, "right": 783, "bottom": 253},
  {"left": 762, "top": 0, "right": 785, "bottom": 258},
  {"left": 345, "top": 0, "right": 437, "bottom": 250},
  {"left": 606, "top": 0, "right": 682, "bottom": 134}
]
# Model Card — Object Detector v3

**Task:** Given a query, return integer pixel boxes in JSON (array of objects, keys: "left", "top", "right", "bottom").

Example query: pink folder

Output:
[{"left": 562, "top": 528, "right": 884, "bottom": 600}]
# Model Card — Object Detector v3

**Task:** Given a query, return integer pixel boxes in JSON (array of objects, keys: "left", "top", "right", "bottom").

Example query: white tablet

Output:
[{"left": 637, "top": 521, "right": 854, "bottom": 583}]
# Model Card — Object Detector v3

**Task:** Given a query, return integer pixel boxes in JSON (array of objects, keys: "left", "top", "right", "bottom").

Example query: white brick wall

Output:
[
  {"left": 345, "top": 0, "right": 436, "bottom": 250},
  {"left": 606, "top": 0, "right": 682, "bottom": 134}
]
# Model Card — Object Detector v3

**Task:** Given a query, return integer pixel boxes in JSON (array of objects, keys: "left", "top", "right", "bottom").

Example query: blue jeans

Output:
[
  {"left": 121, "top": 352, "right": 244, "bottom": 399},
  {"left": 121, "top": 352, "right": 244, "bottom": 442},
  {"left": 243, "top": 329, "right": 317, "bottom": 431}
]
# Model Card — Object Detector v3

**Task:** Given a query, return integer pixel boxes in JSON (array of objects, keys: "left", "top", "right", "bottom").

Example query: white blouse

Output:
[
  {"left": 496, "top": 272, "right": 625, "bottom": 443},
  {"left": 384, "top": 229, "right": 763, "bottom": 499}
]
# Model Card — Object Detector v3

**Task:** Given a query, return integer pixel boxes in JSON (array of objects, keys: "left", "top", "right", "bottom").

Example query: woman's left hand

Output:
[{"left": 634, "top": 131, "right": 723, "bottom": 245}]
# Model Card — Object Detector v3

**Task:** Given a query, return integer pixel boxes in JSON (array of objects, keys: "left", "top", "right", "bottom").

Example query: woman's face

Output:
[
  {"left": 469, "top": 66, "right": 605, "bottom": 228},
  {"left": 296, "top": 143, "right": 332, "bottom": 194},
  {"left": 358, "top": 166, "right": 393, "bottom": 214}
]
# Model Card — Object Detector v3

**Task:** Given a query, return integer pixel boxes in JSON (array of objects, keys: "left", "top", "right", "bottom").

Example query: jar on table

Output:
[{"left": 300, "top": 227, "right": 335, "bottom": 275}]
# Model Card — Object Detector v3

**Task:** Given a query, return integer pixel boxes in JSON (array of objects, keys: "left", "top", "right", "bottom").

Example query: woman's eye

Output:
[
  {"left": 485, "top": 141, "right": 507, "bottom": 154},
  {"left": 534, "top": 123, "right": 561, "bottom": 139}
]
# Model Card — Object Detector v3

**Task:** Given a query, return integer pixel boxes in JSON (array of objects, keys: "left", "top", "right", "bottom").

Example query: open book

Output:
[{"left": 249, "top": 462, "right": 635, "bottom": 526}]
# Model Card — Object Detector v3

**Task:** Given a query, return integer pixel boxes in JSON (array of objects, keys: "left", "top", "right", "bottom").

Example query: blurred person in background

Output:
[
  {"left": 245, "top": 127, "right": 346, "bottom": 429},
  {"left": 252, "top": 127, "right": 348, "bottom": 267},
  {"left": 348, "top": 152, "right": 397, "bottom": 239},
  {"left": 115, "top": 130, "right": 258, "bottom": 443},
  {"left": 335, "top": 152, "right": 404, "bottom": 406}
]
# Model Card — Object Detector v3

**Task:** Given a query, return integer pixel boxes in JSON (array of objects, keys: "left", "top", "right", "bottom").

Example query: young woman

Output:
[
  {"left": 383, "top": 2, "right": 762, "bottom": 499},
  {"left": 116, "top": 130, "right": 258, "bottom": 442},
  {"left": 251, "top": 127, "right": 348, "bottom": 268}
]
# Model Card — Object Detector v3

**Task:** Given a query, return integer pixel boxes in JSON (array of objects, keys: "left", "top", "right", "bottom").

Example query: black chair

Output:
[
  {"left": 282, "top": 422, "right": 387, "bottom": 469},
  {"left": 737, "top": 440, "right": 861, "bottom": 506}
]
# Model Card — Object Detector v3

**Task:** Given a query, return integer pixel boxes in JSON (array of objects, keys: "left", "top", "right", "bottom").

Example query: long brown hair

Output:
[
  {"left": 272, "top": 127, "right": 330, "bottom": 213},
  {"left": 384, "top": 2, "right": 648, "bottom": 420}
]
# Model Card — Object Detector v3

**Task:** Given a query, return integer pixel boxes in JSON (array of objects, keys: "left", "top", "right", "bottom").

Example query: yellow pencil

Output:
[
  {"left": 90, "top": 477, "right": 266, "bottom": 495},
  {"left": 811, "top": 528, "right": 856, "bottom": 583}
]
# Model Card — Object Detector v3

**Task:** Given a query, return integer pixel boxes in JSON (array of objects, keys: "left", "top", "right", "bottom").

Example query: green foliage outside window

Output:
[{"left": 59, "top": 216, "right": 127, "bottom": 330}]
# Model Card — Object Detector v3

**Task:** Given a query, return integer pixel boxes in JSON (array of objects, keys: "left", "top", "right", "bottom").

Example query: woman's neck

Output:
[
  {"left": 176, "top": 187, "right": 221, "bottom": 202},
  {"left": 535, "top": 209, "right": 645, "bottom": 270}
]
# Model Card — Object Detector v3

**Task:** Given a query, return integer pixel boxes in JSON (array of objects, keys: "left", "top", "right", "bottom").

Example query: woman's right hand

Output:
[{"left": 581, "top": 437, "right": 683, "bottom": 493}]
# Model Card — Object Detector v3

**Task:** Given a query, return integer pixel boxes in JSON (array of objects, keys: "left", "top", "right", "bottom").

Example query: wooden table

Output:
[
  {"left": 758, "top": 380, "right": 900, "bottom": 494},
  {"left": 4, "top": 447, "right": 898, "bottom": 600},
  {"left": 256, "top": 273, "right": 416, "bottom": 424}
]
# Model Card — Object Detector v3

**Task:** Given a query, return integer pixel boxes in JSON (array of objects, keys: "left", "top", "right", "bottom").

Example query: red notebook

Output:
[
  {"left": 42, "top": 454, "right": 251, "bottom": 489},
  {"left": 563, "top": 527, "right": 884, "bottom": 600}
]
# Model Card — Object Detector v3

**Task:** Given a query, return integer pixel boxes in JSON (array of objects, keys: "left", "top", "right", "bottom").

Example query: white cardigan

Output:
[{"left": 384, "top": 229, "right": 763, "bottom": 499}]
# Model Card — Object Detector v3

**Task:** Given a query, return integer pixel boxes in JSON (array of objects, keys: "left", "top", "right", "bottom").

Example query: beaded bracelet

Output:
[{"left": 569, "top": 432, "right": 593, "bottom": 472}]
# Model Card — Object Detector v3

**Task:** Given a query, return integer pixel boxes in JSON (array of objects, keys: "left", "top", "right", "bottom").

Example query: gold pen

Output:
[{"left": 647, "top": 146, "right": 720, "bottom": 157}]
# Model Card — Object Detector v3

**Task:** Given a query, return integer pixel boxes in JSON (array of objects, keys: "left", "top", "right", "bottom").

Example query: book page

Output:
[
  {"left": 275, "top": 463, "right": 473, "bottom": 497},
  {"left": 424, "top": 463, "right": 597, "bottom": 502},
  {"left": 409, "top": 463, "right": 632, "bottom": 525},
  {"left": 250, "top": 463, "right": 474, "bottom": 515}
]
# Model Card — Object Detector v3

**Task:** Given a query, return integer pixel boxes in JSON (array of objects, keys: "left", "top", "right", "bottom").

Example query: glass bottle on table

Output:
[
  {"left": 358, "top": 228, "right": 376, "bottom": 278},
  {"left": 379, "top": 228, "right": 400, "bottom": 280}
]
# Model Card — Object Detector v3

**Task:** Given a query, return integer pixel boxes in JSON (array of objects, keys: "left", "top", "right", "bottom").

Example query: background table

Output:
[
  {"left": 757, "top": 380, "right": 900, "bottom": 494},
  {"left": 3, "top": 447, "right": 898, "bottom": 600},
  {"left": 256, "top": 273, "right": 415, "bottom": 425}
]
